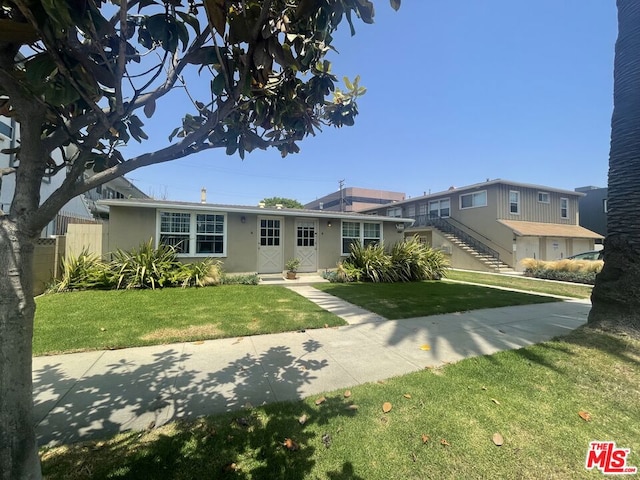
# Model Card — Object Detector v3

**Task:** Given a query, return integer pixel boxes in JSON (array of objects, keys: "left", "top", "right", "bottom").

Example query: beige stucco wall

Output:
[{"left": 107, "top": 205, "right": 156, "bottom": 255}]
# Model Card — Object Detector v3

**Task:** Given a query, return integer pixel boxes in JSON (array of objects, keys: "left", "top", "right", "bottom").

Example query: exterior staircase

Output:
[{"left": 440, "top": 232, "right": 513, "bottom": 272}]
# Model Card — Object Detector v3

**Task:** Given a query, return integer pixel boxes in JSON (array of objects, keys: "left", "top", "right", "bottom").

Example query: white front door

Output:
[
  {"left": 257, "top": 216, "right": 283, "bottom": 273},
  {"left": 295, "top": 220, "right": 318, "bottom": 272}
]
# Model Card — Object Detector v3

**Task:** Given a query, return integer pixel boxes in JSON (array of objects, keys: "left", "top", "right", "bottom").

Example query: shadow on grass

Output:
[
  {"left": 562, "top": 326, "right": 640, "bottom": 366},
  {"left": 35, "top": 339, "right": 361, "bottom": 479}
]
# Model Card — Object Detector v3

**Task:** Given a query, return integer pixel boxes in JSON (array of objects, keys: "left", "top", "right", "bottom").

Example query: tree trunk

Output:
[
  {"left": 588, "top": 0, "right": 640, "bottom": 337},
  {"left": 0, "top": 218, "right": 42, "bottom": 480}
]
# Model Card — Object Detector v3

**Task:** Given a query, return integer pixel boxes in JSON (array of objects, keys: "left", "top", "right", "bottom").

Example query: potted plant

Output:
[{"left": 285, "top": 258, "right": 301, "bottom": 279}]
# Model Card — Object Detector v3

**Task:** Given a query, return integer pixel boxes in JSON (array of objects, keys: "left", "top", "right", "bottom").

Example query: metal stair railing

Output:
[{"left": 414, "top": 214, "right": 503, "bottom": 268}]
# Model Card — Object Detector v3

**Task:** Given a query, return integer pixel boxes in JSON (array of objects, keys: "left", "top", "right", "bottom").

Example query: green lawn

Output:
[
  {"left": 446, "top": 270, "right": 593, "bottom": 299},
  {"left": 40, "top": 328, "right": 640, "bottom": 479},
  {"left": 314, "top": 281, "right": 558, "bottom": 319},
  {"left": 34, "top": 286, "right": 344, "bottom": 356}
]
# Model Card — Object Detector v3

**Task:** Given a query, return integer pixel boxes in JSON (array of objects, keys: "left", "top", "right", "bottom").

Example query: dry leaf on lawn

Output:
[
  {"left": 403, "top": 393, "right": 412, "bottom": 399},
  {"left": 315, "top": 396, "right": 326, "bottom": 406},
  {"left": 421, "top": 434, "right": 430, "bottom": 444},
  {"left": 345, "top": 404, "right": 359, "bottom": 411},
  {"left": 481, "top": 386, "right": 487, "bottom": 390},
  {"left": 298, "top": 414, "right": 308, "bottom": 425},
  {"left": 382, "top": 402, "right": 393, "bottom": 413},
  {"left": 491, "top": 398, "right": 501, "bottom": 405},
  {"left": 283, "top": 438, "right": 299, "bottom": 451},
  {"left": 492, "top": 433, "right": 504, "bottom": 446},
  {"left": 344, "top": 390, "right": 352, "bottom": 398},
  {"left": 223, "top": 462, "right": 238, "bottom": 472},
  {"left": 440, "top": 439, "right": 450, "bottom": 446},
  {"left": 578, "top": 411, "right": 592, "bottom": 421}
]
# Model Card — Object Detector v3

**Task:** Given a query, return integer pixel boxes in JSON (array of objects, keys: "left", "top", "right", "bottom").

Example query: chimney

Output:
[
  {"left": 259, "top": 202, "right": 266, "bottom": 208},
  {"left": 275, "top": 203, "right": 283, "bottom": 209},
  {"left": 319, "top": 202, "right": 324, "bottom": 210},
  {"left": 200, "top": 188, "right": 206, "bottom": 203}
]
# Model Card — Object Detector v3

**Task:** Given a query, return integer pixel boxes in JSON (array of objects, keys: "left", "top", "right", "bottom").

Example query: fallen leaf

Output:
[
  {"left": 193, "top": 340, "right": 204, "bottom": 345},
  {"left": 322, "top": 433, "right": 332, "bottom": 448},
  {"left": 410, "top": 452, "right": 417, "bottom": 462},
  {"left": 377, "top": 380, "right": 387, "bottom": 385},
  {"left": 491, "top": 398, "right": 501, "bottom": 405},
  {"left": 232, "top": 337, "right": 243, "bottom": 344},
  {"left": 382, "top": 402, "right": 392, "bottom": 413},
  {"left": 315, "top": 396, "right": 326, "bottom": 406},
  {"left": 419, "top": 344, "right": 431, "bottom": 351},
  {"left": 345, "top": 404, "right": 359, "bottom": 411},
  {"left": 421, "top": 434, "right": 430, "bottom": 444},
  {"left": 492, "top": 433, "right": 504, "bottom": 446},
  {"left": 578, "top": 411, "right": 592, "bottom": 422},
  {"left": 283, "top": 438, "right": 299, "bottom": 451},
  {"left": 100, "top": 327, "right": 106, "bottom": 332},
  {"left": 298, "top": 414, "right": 308, "bottom": 425},
  {"left": 344, "top": 390, "right": 352, "bottom": 398},
  {"left": 403, "top": 393, "right": 412, "bottom": 399},
  {"left": 380, "top": 416, "right": 389, "bottom": 424},
  {"left": 440, "top": 439, "right": 450, "bottom": 447},
  {"left": 146, "top": 420, "right": 156, "bottom": 431},
  {"left": 324, "top": 323, "right": 329, "bottom": 328},
  {"left": 481, "top": 386, "right": 487, "bottom": 390}
]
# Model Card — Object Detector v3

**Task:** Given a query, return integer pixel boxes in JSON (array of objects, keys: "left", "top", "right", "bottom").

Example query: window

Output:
[
  {"left": 460, "top": 191, "right": 487, "bottom": 209},
  {"left": 160, "top": 212, "right": 191, "bottom": 253},
  {"left": 560, "top": 198, "right": 569, "bottom": 219},
  {"left": 260, "top": 218, "right": 280, "bottom": 246},
  {"left": 387, "top": 207, "right": 402, "bottom": 217},
  {"left": 406, "top": 205, "right": 415, "bottom": 217},
  {"left": 0, "top": 120, "right": 13, "bottom": 139},
  {"left": 159, "top": 211, "right": 226, "bottom": 256},
  {"left": 341, "top": 221, "right": 382, "bottom": 255},
  {"left": 509, "top": 190, "right": 520, "bottom": 214},
  {"left": 538, "top": 192, "right": 550, "bottom": 203},
  {"left": 429, "top": 198, "right": 450, "bottom": 218},
  {"left": 418, "top": 203, "right": 428, "bottom": 216}
]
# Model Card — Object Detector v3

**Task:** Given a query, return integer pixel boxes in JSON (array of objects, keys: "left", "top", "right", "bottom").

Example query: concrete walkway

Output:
[{"left": 32, "top": 285, "right": 591, "bottom": 447}]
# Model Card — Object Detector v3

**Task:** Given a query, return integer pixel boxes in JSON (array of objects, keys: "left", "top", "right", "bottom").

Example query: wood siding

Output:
[{"left": 494, "top": 184, "right": 579, "bottom": 224}]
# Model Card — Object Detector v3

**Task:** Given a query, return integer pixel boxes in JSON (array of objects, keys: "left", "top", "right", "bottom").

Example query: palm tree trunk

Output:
[
  {"left": 588, "top": 0, "right": 640, "bottom": 336},
  {"left": 0, "top": 218, "right": 42, "bottom": 480}
]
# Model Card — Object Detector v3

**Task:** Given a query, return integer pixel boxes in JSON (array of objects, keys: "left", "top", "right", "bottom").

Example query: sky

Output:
[{"left": 121, "top": 1, "right": 618, "bottom": 206}]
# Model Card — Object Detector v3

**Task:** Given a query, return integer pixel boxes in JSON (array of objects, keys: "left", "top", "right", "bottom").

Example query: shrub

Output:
[
  {"left": 345, "top": 241, "right": 397, "bottom": 283},
  {"left": 51, "top": 249, "right": 115, "bottom": 292},
  {"left": 521, "top": 257, "right": 603, "bottom": 285},
  {"left": 390, "top": 236, "right": 449, "bottom": 281},
  {"left": 221, "top": 273, "right": 260, "bottom": 285},
  {"left": 175, "top": 259, "right": 222, "bottom": 288},
  {"left": 112, "top": 240, "right": 181, "bottom": 289}
]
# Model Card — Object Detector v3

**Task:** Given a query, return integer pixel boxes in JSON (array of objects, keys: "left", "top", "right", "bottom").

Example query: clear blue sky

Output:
[{"left": 122, "top": 1, "right": 617, "bottom": 205}]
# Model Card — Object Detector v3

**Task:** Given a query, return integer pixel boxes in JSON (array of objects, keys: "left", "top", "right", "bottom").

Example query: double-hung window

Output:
[
  {"left": 159, "top": 211, "right": 226, "bottom": 256},
  {"left": 429, "top": 198, "right": 450, "bottom": 218},
  {"left": 342, "top": 221, "right": 382, "bottom": 255},
  {"left": 460, "top": 191, "right": 487, "bottom": 209},
  {"left": 538, "top": 192, "right": 550, "bottom": 203},
  {"left": 509, "top": 191, "right": 520, "bottom": 214},
  {"left": 387, "top": 207, "right": 402, "bottom": 217},
  {"left": 560, "top": 198, "right": 569, "bottom": 219}
]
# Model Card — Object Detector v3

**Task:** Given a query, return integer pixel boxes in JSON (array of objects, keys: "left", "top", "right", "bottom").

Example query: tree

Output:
[
  {"left": 0, "top": 0, "right": 400, "bottom": 477},
  {"left": 588, "top": 1, "right": 640, "bottom": 337},
  {"left": 260, "top": 196, "right": 304, "bottom": 208}
]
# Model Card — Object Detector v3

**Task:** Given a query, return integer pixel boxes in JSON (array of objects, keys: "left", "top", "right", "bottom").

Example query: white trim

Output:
[
  {"left": 428, "top": 198, "right": 451, "bottom": 218},
  {"left": 537, "top": 191, "right": 550, "bottom": 204},
  {"left": 509, "top": 190, "right": 521, "bottom": 215},
  {"left": 459, "top": 190, "right": 487, "bottom": 210},
  {"left": 341, "top": 219, "right": 383, "bottom": 256},
  {"left": 560, "top": 197, "right": 569, "bottom": 219},
  {"left": 156, "top": 209, "right": 228, "bottom": 258}
]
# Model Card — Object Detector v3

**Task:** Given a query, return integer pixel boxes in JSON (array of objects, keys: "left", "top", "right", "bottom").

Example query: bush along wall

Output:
[
  {"left": 325, "top": 236, "right": 449, "bottom": 283},
  {"left": 520, "top": 258, "right": 603, "bottom": 285}
]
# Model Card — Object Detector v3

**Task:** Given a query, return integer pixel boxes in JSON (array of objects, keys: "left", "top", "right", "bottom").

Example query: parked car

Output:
[{"left": 567, "top": 250, "right": 603, "bottom": 261}]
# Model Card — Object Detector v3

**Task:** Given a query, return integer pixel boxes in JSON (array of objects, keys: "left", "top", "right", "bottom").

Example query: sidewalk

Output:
[{"left": 32, "top": 286, "right": 591, "bottom": 447}]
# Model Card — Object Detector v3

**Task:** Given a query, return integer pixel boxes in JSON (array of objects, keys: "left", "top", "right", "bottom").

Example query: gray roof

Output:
[{"left": 99, "top": 198, "right": 415, "bottom": 224}]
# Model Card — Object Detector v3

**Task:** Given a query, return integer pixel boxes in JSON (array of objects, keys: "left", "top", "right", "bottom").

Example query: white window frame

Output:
[
  {"left": 603, "top": 199, "right": 608, "bottom": 213},
  {"left": 428, "top": 198, "right": 451, "bottom": 218},
  {"left": 406, "top": 204, "right": 415, "bottom": 217},
  {"left": 538, "top": 192, "right": 550, "bottom": 203},
  {"left": 560, "top": 198, "right": 569, "bottom": 219},
  {"left": 157, "top": 210, "right": 227, "bottom": 257},
  {"left": 459, "top": 191, "right": 487, "bottom": 210},
  {"left": 509, "top": 190, "right": 520, "bottom": 215},
  {"left": 341, "top": 220, "right": 383, "bottom": 255}
]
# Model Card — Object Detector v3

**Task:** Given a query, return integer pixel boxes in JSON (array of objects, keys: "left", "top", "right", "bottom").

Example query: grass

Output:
[
  {"left": 446, "top": 270, "right": 594, "bottom": 299},
  {"left": 40, "top": 328, "right": 640, "bottom": 479},
  {"left": 313, "top": 281, "right": 557, "bottom": 320},
  {"left": 34, "top": 286, "right": 344, "bottom": 356}
]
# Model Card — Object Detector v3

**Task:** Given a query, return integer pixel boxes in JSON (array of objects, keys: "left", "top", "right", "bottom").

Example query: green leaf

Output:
[
  {"left": 25, "top": 54, "right": 57, "bottom": 85},
  {"left": 211, "top": 74, "right": 226, "bottom": 95},
  {"left": 143, "top": 97, "right": 156, "bottom": 118},
  {"left": 203, "top": 0, "right": 226, "bottom": 36},
  {"left": 176, "top": 11, "right": 201, "bottom": 34},
  {"left": 390, "top": 0, "right": 401, "bottom": 11}
]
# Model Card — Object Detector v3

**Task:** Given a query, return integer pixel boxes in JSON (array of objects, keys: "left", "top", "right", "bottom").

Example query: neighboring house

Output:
[
  {"left": 99, "top": 198, "right": 413, "bottom": 274},
  {"left": 305, "top": 187, "right": 405, "bottom": 212},
  {"left": 362, "top": 179, "right": 603, "bottom": 272},
  {"left": 575, "top": 186, "right": 608, "bottom": 238},
  {"left": 1, "top": 115, "right": 148, "bottom": 235}
]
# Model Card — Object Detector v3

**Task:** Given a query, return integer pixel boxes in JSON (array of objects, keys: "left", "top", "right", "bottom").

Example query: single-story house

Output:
[{"left": 99, "top": 199, "right": 414, "bottom": 274}]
